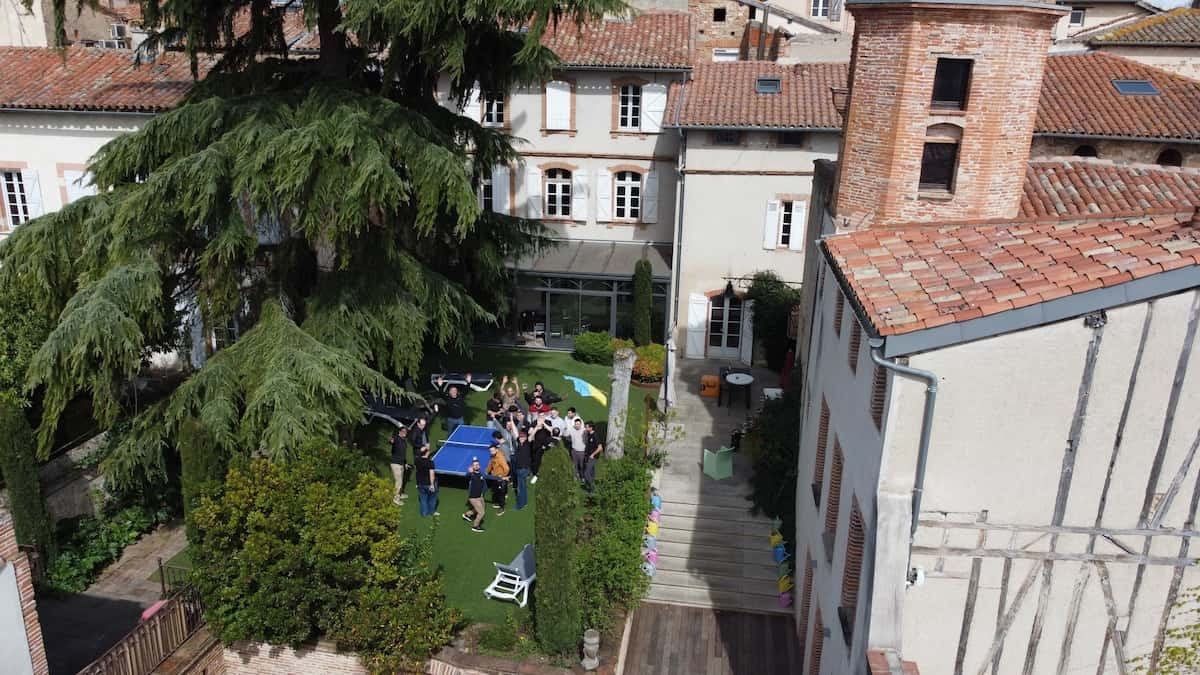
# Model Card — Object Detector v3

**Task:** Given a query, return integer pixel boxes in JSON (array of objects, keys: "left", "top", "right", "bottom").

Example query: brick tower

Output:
[{"left": 832, "top": 0, "right": 1065, "bottom": 229}]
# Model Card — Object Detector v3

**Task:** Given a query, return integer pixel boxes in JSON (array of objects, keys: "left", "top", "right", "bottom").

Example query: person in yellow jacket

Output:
[{"left": 485, "top": 444, "right": 511, "bottom": 516}]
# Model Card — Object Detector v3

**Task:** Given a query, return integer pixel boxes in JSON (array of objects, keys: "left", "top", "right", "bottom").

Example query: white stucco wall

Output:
[
  {"left": 1050, "top": 2, "right": 1148, "bottom": 43},
  {"left": 0, "top": 562, "right": 35, "bottom": 675},
  {"left": 0, "top": 0, "right": 47, "bottom": 46},
  {"left": 0, "top": 110, "right": 146, "bottom": 233},
  {"left": 1092, "top": 45, "right": 1200, "bottom": 81}
]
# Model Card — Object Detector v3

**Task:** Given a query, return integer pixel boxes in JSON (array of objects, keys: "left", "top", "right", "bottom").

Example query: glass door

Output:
[{"left": 708, "top": 295, "right": 742, "bottom": 359}]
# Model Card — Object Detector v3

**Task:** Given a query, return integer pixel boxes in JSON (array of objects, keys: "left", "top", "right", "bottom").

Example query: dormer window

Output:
[
  {"left": 931, "top": 58, "right": 972, "bottom": 110},
  {"left": 755, "top": 77, "right": 782, "bottom": 94}
]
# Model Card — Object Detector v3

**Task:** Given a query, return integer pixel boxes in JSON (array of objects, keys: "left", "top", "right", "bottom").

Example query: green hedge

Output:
[
  {"left": 631, "top": 344, "right": 667, "bottom": 383},
  {"left": 533, "top": 449, "right": 581, "bottom": 653},
  {"left": 0, "top": 404, "right": 54, "bottom": 559},
  {"left": 574, "top": 332, "right": 637, "bottom": 365},
  {"left": 577, "top": 455, "right": 653, "bottom": 633}
]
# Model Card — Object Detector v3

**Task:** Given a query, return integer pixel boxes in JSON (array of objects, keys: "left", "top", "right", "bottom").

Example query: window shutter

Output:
[
  {"left": 63, "top": 169, "right": 96, "bottom": 203},
  {"left": 546, "top": 81, "right": 571, "bottom": 130},
  {"left": 596, "top": 169, "right": 612, "bottom": 222},
  {"left": 685, "top": 293, "right": 708, "bottom": 359},
  {"left": 642, "top": 169, "right": 659, "bottom": 224},
  {"left": 491, "top": 165, "right": 510, "bottom": 215},
  {"left": 841, "top": 501, "right": 865, "bottom": 631},
  {"left": 812, "top": 400, "right": 829, "bottom": 504},
  {"left": 525, "top": 169, "right": 543, "bottom": 219},
  {"left": 834, "top": 290, "right": 844, "bottom": 337},
  {"left": 871, "top": 366, "right": 887, "bottom": 430},
  {"left": 464, "top": 84, "right": 481, "bottom": 121},
  {"left": 798, "top": 551, "right": 814, "bottom": 666},
  {"left": 21, "top": 169, "right": 43, "bottom": 218},
  {"left": 825, "top": 445, "right": 843, "bottom": 535},
  {"left": 809, "top": 608, "right": 824, "bottom": 675},
  {"left": 848, "top": 326, "right": 861, "bottom": 373},
  {"left": 640, "top": 82, "right": 667, "bottom": 133},
  {"left": 763, "top": 199, "right": 781, "bottom": 249},
  {"left": 830, "top": 0, "right": 843, "bottom": 21},
  {"left": 789, "top": 200, "right": 807, "bottom": 251},
  {"left": 739, "top": 299, "right": 753, "bottom": 365},
  {"left": 571, "top": 170, "right": 589, "bottom": 222}
]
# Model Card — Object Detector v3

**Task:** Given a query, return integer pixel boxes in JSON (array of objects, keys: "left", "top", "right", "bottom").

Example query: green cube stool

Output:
[{"left": 703, "top": 447, "right": 734, "bottom": 481}]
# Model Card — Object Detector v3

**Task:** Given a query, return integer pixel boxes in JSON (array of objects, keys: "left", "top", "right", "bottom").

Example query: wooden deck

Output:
[{"left": 624, "top": 602, "right": 800, "bottom": 675}]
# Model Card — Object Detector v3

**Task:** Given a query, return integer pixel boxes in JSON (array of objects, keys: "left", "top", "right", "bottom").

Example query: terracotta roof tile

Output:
[
  {"left": 540, "top": 12, "right": 692, "bottom": 70},
  {"left": 667, "top": 61, "right": 846, "bottom": 129},
  {"left": 0, "top": 47, "right": 211, "bottom": 113},
  {"left": 1035, "top": 51, "right": 1200, "bottom": 141},
  {"left": 1020, "top": 159, "right": 1200, "bottom": 220},
  {"left": 824, "top": 212, "right": 1200, "bottom": 337},
  {"left": 1091, "top": 8, "right": 1200, "bottom": 46}
]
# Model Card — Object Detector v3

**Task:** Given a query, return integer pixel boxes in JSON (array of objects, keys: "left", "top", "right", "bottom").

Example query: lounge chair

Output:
[{"left": 483, "top": 544, "right": 536, "bottom": 608}]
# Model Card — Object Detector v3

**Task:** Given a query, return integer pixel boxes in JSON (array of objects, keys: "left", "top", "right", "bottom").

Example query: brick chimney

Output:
[{"left": 832, "top": 0, "right": 1065, "bottom": 229}]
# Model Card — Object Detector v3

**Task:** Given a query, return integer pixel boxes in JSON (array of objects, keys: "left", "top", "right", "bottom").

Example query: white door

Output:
[{"left": 708, "top": 295, "right": 743, "bottom": 359}]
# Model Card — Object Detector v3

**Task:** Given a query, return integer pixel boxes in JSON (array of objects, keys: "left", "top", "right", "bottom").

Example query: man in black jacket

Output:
[
  {"left": 462, "top": 457, "right": 487, "bottom": 533},
  {"left": 435, "top": 373, "right": 471, "bottom": 435},
  {"left": 512, "top": 428, "right": 533, "bottom": 510},
  {"left": 583, "top": 421, "right": 604, "bottom": 493},
  {"left": 523, "top": 381, "right": 565, "bottom": 406},
  {"left": 389, "top": 426, "right": 409, "bottom": 504}
]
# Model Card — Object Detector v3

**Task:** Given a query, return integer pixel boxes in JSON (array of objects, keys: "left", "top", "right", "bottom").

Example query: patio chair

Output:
[
  {"left": 703, "top": 447, "right": 734, "bottom": 481},
  {"left": 483, "top": 544, "right": 536, "bottom": 608}
]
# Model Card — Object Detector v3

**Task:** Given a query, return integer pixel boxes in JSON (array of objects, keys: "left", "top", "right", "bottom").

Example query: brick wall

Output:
[
  {"left": 223, "top": 640, "right": 368, "bottom": 675},
  {"left": 1029, "top": 136, "right": 1200, "bottom": 169},
  {"left": 690, "top": 0, "right": 749, "bottom": 52},
  {"left": 0, "top": 510, "right": 49, "bottom": 675},
  {"left": 833, "top": 2, "right": 1064, "bottom": 228}
]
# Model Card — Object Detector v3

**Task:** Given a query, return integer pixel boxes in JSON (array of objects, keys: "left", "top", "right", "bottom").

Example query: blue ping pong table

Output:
[{"left": 433, "top": 425, "right": 496, "bottom": 476}]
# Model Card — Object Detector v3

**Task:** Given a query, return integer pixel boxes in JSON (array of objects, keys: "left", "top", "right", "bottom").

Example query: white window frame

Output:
[
  {"left": 614, "top": 170, "right": 642, "bottom": 221},
  {"left": 811, "top": 0, "right": 830, "bottom": 18},
  {"left": 483, "top": 92, "right": 505, "bottom": 127},
  {"left": 619, "top": 84, "right": 642, "bottom": 131},
  {"left": 2, "top": 170, "right": 30, "bottom": 227},
  {"left": 479, "top": 176, "right": 494, "bottom": 212},
  {"left": 1068, "top": 7, "right": 1085, "bottom": 27},
  {"left": 545, "top": 168, "right": 572, "bottom": 218},
  {"left": 779, "top": 201, "right": 795, "bottom": 248}
]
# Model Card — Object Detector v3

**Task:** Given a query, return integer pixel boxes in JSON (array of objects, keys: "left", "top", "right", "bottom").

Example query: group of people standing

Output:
[{"left": 389, "top": 374, "right": 606, "bottom": 534}]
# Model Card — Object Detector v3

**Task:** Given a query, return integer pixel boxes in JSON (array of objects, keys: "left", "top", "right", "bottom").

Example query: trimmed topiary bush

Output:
[
  {"left": 0, "top": 404, "right": 55, "bottom": 559},
  {"left": 632, "top": 260, "right": 653, "bottom": 346},
  {"left": 534, "top": 448, "right": 581, "bottom": 654},
  {"left": 573, "top": 331, "right": 615, "bottom": 364},
  {"left": 632, "top": 343, "right": 667, "bottom": 383}
]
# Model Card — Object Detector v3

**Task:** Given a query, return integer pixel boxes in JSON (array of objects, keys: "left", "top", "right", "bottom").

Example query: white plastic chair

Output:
[{"left": 483, "top": 544, "right": 536, "bottom": 608}]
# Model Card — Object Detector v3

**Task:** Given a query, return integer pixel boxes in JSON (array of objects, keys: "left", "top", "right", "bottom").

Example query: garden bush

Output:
[
  {"left": 746, "top": 390, "right": 801, "bottom": 560},
  {"left": 534, "top": 448, "right": 581, "bottom": 654},
  {"left": 611, "top": 336, "right": 635, "bottom": 355},
  {"left": 631, "top": 343, "right": 667, "bottom": 383},
  {"left": 577, "top": 455, "right": 653, "bottom": 633},
  {"left": 44, "top": 503, "right": 172, "bottom": 593},
  {"left": 190, "top": 442, "right": 459, "bottom": 673},
  {"left": 632, "top": 260, "right": 653, "bottom": 346},
  {"left": 745, "top": 271, "right": 801, "bottom": 371},
  {"left": 0, "top": 404, "right": 55, "bottom": 559},
  {"left": 573, "top": 331, "right": 615, "bottom": 364}
]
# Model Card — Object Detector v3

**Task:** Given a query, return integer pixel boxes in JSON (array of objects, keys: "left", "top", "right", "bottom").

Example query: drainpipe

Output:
[{"left": 869, "top": 337, "right": 938, "bottom": 584}]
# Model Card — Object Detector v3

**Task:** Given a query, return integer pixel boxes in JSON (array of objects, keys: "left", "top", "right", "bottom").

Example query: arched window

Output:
[
  {"left": 1073, "top": 145, "right": 1099, "bottom": 158},
  {"left": 614, "top": 170, "right": 642, "bottom": 220},
  {"left": 1158, "top": 148, "right": 1183, "bottom": 167},
  {"left": 544, "top": 168, "right": 571, "bottom": 217}
]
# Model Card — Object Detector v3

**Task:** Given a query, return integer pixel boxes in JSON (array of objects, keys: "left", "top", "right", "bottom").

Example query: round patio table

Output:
[{"left": 724, "top": 372, "right": 754, "bottom": 411}]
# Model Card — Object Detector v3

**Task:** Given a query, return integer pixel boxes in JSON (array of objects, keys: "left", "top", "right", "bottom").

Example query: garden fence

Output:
[{"left": 77, "top": 585, "right": 204, "bottom": 675}]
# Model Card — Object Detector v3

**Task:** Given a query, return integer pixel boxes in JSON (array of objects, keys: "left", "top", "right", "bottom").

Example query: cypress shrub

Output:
[
  {"left": 632, "top": 260, "right": 653, "bottom": 346},
  {"left": 0, "top": 404, "right": 55, "bottom": 559},
  {"left": 534, "top": 448, "right": 581, "bottom": 653}
]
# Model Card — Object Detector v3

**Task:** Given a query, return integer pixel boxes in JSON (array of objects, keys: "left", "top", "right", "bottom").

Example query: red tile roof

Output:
[
  {"left": 1091, "top": 8, "right": 1200, "bottom": 46},
  {"left": 1035, "top": 52, "right": 1200, "bottom": 141},
  {"left": 1021, "top": 159, "right": 1200, "bottom": 220},
  {"left": 823, "top": 211, "right": 1200, "bottom": 337},
  {"left": 667, "top": 61, "right": 846, "bottom": 129},
  {"left": 101, "top": 3, "right": 143, "bottom": 25},
  {"left": 0, "top": 47, "right": 210, "bottom": 113},
  {"left": 540, "top": 12, "right": 692, "bottom": 70}
]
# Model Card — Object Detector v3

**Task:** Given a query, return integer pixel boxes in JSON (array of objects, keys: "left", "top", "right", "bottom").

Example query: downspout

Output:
[
  {"left": 663, "top": 71, "right": 691, "bottom": 412},
  {"left": 868, "top": 337, "right": 938, "bottom": 584}
]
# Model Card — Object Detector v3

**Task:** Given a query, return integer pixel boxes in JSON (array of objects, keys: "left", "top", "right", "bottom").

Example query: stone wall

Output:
[
  {"left": 223, "top": 640, "right": 369, "bottom": 675},
  {"left": 1030, "top": 136, "right": 1200, "bottom": 169},
  {"left": 0, "top": 510, "right": 49, "bottom": 675}
]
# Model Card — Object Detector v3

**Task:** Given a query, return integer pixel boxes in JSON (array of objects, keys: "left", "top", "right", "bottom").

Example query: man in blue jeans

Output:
[
  {"left": 414, "top": 444, "right": 438, "bottom": 517},
  {"left": 434, "top": 374, "right": 471, "bottom": 435},
  {"left": 511, "top": 428, "right": 533, "bottom": 510}
]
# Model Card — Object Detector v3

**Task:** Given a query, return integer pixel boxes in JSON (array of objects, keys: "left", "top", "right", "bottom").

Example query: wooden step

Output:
[
  {"left": 651, "top": 569, "right": 781, "bottom": 597},
  {"left": 644, "top": 585, "right": 791, "bottom": 615},
  {"left": 654, "top": 525, "right": 767, "bottom": 551},
  {"left": 657, "top": 514, "right": 773, "bottom": 538},
  {"left": 653, "top": 553, "right": 779, "bottom": 582},
  {"left": 654, "top": 540, "right": 778, "bottom": 567}
]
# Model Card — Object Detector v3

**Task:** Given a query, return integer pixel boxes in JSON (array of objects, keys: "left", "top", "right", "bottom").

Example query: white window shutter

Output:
[
  {"left": 763, "top": 199, "right": 781, "bottom": 250},
  {"left": 21, "top": 169, "right": 44, "bottom": 218},
  {"left": 464, "top": 84, "right": 481, "bottom": 121},
  {"left": 525, "top": 169, "right": 543, "bottom": 219},
  {"left": 642, "top": 169, "right": 659, "bottom": 224},
  {"left": 596, "top": 169, "right": 612, "bottom": 222},
  {"left": 789, "top": 201, "right": 807, "bottom": 251},
  {"left": 641, "top": 83, "right": 667, "bottom": 133},
  {"left": 571, "top": 170, "right": 589, "bottom": 222},
  {"left": 685, "top": 293, "right": 709, "bottom": 359},
  {"left": 546, "top": 81, "right": 571, "bottom": 130},
  {"left": 491, "top": 165, "right": 510, "bottom": 215},
  {"left": 740, "top": 299, "right": 754, "bottom": 365}
]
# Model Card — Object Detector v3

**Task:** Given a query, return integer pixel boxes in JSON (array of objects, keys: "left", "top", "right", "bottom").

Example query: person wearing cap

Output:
[
  {"left": 389, "top": 426, "right": 409, "bottom": 505},
  {"left": 512, "top": 427, "right": 533, "bottom": 510},
  {"left": 462, "top": 457, "right": 488, "bottom": 533},
  {"left": 485, "top": 444, "right": 511, "bottom": 515}
]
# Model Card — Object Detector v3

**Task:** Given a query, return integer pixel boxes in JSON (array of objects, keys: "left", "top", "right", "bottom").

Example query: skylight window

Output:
[
  {"left": 756, "top": 77, "right": 782, "bottom": 94},
  {"left": 1112, "top": 79, "right": 1159, "bottom": 96}
]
